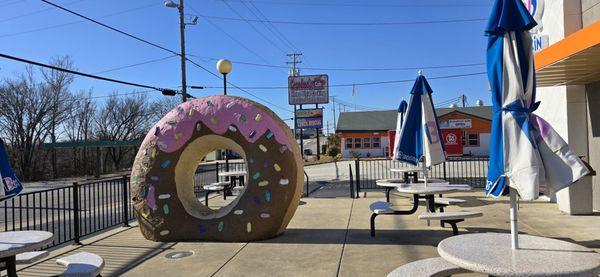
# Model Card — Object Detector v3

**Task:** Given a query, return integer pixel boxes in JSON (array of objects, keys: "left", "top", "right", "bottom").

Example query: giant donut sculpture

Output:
[{"left": 130, "top": 95, "right": 303, "bottom": 242}]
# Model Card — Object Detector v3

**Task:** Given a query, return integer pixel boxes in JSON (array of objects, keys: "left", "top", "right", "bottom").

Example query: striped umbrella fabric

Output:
[{"left": 484, "top": 0, "right": 589, "bottom": 201}]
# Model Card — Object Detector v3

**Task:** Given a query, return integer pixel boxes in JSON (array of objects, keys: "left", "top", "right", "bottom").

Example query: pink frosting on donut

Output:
[{"left": 143, "top": 95, "right": 291, "bottom": 153}]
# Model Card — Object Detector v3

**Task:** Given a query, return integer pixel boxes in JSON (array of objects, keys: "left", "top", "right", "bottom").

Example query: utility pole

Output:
[
  {"left": 316, "top": 103, "right": 321, "bottom": 160},
  {"left": 286, "top": 53, "right": 302, "bottom": 76},
  {"left": 178, "top": 0, "right": 187, "bottom": 103},
  {"left": 287, "top": 53, "right": 304, "bottom": 159},
  {"left": 331, "top": 96, "right": 336, "bottom": 132},
  {"left": 462, "top": 94, "right": 466, "bottom": 107}
]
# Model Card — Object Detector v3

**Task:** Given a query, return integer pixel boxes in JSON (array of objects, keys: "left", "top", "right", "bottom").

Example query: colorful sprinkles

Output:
[{"left": 259, "top": 144, "right": 267, "bottom": 152}]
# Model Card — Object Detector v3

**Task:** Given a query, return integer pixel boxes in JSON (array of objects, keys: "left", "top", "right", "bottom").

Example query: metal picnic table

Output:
[
  {"left": 0, "top": 231, "right": 53, "bottom": 277},
  {"left": 375, "top": 179, "right": 471, "bottom": 214},
  {"left": 438, "top": 233, "right": 600, "bottom": 277}
]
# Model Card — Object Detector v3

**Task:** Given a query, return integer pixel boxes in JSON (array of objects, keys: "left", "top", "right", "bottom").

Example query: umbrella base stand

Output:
[{"left": 510, "top": 187, "right": 519, "bottom": 249}]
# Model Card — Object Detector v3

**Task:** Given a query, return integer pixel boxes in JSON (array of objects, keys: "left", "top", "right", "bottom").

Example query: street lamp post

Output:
[
  {"left": 216, "top": 59, "right": 233, "bottom": 172},
  {"left": 165, "top": 0, "right": 190, "bottom": 103},
  {"left": 216, "top": 59, "right": 232, "bottom": 95}
]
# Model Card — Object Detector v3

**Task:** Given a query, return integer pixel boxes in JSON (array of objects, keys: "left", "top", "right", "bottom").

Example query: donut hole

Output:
[
  {"left": 196, "top": 148, "right": 246, "bottom": 210},
  {"left": 175, "top": 135, "right": 248, "bottom": 220}
]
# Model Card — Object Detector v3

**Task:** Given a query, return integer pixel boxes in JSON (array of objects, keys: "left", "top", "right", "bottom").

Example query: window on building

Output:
[
  {"left": 462, "top": 131, "right": 467, "bottom": 146},
  {"left": 345, "top": 138, "right": 353, "bottom": 149},
  {"left": 354, "top": 137, "right": 362, "bottom": 149},
  {"left": 468, "top": 133, "right": 479, "bottom": 146},
  {"left": 373, "top": 137, "right": 381, "bottom": 148},
  {"left": 363, "top": 137, "right": 371, "bottom": 148}
]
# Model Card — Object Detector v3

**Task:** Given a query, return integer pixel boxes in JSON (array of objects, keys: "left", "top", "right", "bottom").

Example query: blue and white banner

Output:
[{"left": 0, "top": 139, "right": 23, "bottom": 200}]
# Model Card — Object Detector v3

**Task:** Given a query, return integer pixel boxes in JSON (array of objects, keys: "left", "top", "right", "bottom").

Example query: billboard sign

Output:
[
  {"left": 295, "top": 108, "right": 323, "bottom": 129},
  {"left": 288, "top": 75, "right": 329, "bottom": 105}
]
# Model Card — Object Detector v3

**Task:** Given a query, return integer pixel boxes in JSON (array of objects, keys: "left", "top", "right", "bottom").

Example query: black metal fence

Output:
[
  {"left": 0, "top": 176, "right": 134, "bottom": 249},
  {"left": 353, "top": 157, "right": 489, "bottom": 193}
]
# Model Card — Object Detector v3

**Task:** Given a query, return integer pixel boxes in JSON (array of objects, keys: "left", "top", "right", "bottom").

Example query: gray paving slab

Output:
[{"left": 12, "top": 188, "right": 600, "bottom": 277}]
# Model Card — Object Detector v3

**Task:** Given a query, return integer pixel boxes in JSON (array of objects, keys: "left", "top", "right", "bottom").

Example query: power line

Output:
[
  {"left": 185, "top": 59, "right": 294, "bottom": 114},
  {"left": 241, "top": 0, "right": 301, "bottom": 53},
  {"left": 198, "top": 71, "right": 487, "bottom": 89},
  {"left": 93, "top": 55, "right": 177, "bottom": 75},
  {"left": 217, "top": 0, "right": 491, "bottom": 8},
  {"left": 186, "top": 55, "right": 485, "bottom": 72},
  {"left": 218, "top": 0, "right": 289, "bottom": 54},
  {"left": 196, "top": 14, "right": 488, "bottom": 26},
  {"left": 39, "top": 0, "right": 179, "bottom": 56},
  {"left": 41, "top": 0, "right": 290, "bottom": 112},
  {"left": 0, "top": 0, "right": 84, "bottom": 23},
  {"left": 0, "top": 52, "right": 175, "bottom": 93},
  {"left": 0, "top": 2, "right": 161, "bottom": 38},
  {"left": 187, "top": 5, "right": 272, "bottom": 64}
]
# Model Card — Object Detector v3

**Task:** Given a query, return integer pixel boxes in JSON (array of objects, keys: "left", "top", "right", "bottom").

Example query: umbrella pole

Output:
[
  {"left": 510, "top": 187, "right": 519, "bottom": 249},
  {"left": 422, "top": 157, "right": 428, "bottom": 187}
]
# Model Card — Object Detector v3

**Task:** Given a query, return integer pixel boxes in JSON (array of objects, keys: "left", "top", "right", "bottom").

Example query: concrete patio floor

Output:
[{"left": 14, "top": 187, "right": 599, "bottom": 277}]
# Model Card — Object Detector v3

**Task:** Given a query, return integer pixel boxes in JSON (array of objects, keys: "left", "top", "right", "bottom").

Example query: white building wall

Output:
[{"left": 534, "top": 0, "right": 594, "bottom": 214}]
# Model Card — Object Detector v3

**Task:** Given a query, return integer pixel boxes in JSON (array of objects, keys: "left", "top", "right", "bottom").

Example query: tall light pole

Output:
[
  {"left": 216, "top": 59, "right": 232, "bottom": 95},
  {"left": 165, "top": 0, "right": 197, "bottom": 103}
]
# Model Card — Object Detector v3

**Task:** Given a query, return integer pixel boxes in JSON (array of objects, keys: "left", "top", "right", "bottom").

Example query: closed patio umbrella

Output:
[
  {"left": 391, "top": 99, "right": 408, "bottom": 158},
  {"left": 484, "top": 0, "right": 589, "bottom": 248},
  {"left": 0, "top": 139, "right": 23, "bottom": 200},
  {"left": 393, "top": 71, "right": 445, "bottom": 185}
]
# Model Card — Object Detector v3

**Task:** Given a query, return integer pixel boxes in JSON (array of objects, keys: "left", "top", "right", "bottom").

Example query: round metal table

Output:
[
  {"left": 376, "top": 179, "right": 471, "bottom": 211},
  {"left": 438, "top": 233, "right": 600, "bottom": 277},
  {"left": 0, "top": 231, "right": 53, "bottom": 277},
  {"left": 376, "top": 178, "right": 449, "bottom": 202},
  {"left": 217, "top": 171, "right": 247, "bottom": 178},
  {"left": 218, "top": 171, "right": 247, "bottom": 195}
]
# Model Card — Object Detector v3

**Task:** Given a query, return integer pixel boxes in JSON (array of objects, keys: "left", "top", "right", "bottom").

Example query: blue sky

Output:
[{"left": 0, "top": 0, "right": 493, "bottom": 132}]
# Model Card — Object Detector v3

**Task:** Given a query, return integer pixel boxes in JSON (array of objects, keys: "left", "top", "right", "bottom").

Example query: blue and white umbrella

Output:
[
  {"left": 393, "top": 72, "right": 445, "bottom": 184},
  {"left": 0, "top": 139, "right": 23, "bottom": 200},
  {"left": 485, "top": 0, "right": 588, "bottom": 248},
  {"left": 391, "top": 99, "right": 408, "bottom": 158}
]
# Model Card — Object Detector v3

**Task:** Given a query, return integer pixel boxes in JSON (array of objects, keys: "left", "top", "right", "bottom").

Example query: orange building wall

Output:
[{"left": 439, "top": 113, "right": 491, "bottom": 133}]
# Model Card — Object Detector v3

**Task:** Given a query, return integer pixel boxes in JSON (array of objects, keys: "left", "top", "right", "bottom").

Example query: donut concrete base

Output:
[{"left": 130, "top": 95, "right": 304, "bottom": 242}]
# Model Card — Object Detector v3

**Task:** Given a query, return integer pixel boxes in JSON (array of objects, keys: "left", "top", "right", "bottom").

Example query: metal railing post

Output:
[
  {"left": 443, "top": 162, "right": 448, "bottom": 181},
  {"left": 355, "top": 158, "right": 360, "bottom": 198},
  {"left": 72, "top": 182, "right": 81, "bottom": 245},
  {"left": 122, "top": 175, "right": 130, "bottom": 227},
  {"left": 304, "top": 171, "right": 310, "bottom": 197},
  {"left": 349, "top": 164, "right": 354, "bottom": 199}
]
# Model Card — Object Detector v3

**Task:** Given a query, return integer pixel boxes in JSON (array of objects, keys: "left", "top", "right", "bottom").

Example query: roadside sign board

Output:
[
  {"left": 440, "top": 119, "right": 472, "bottom": 129},
  {"left": 295, "top": 108, "right": 323, "bottom": 129},
  {"left": 288, "top": 75, "right": 329, "bottom": 105}
]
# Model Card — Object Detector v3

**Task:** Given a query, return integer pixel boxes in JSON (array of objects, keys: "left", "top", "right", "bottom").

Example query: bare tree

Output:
[
  {"left": 94, "top": 94, "right": 154, "bottom": 171},
  {"left": 151, "top": 96, "right": 180, "bottom": 121},
  {"left": 41, "top": 56, "right": 75, "bottom": 178},
  {"left": 0, "top": 67, "right": 54, "bottom": 180},
  {"left": 64, "top": 90, "right": 96, "bottom": 175}
]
